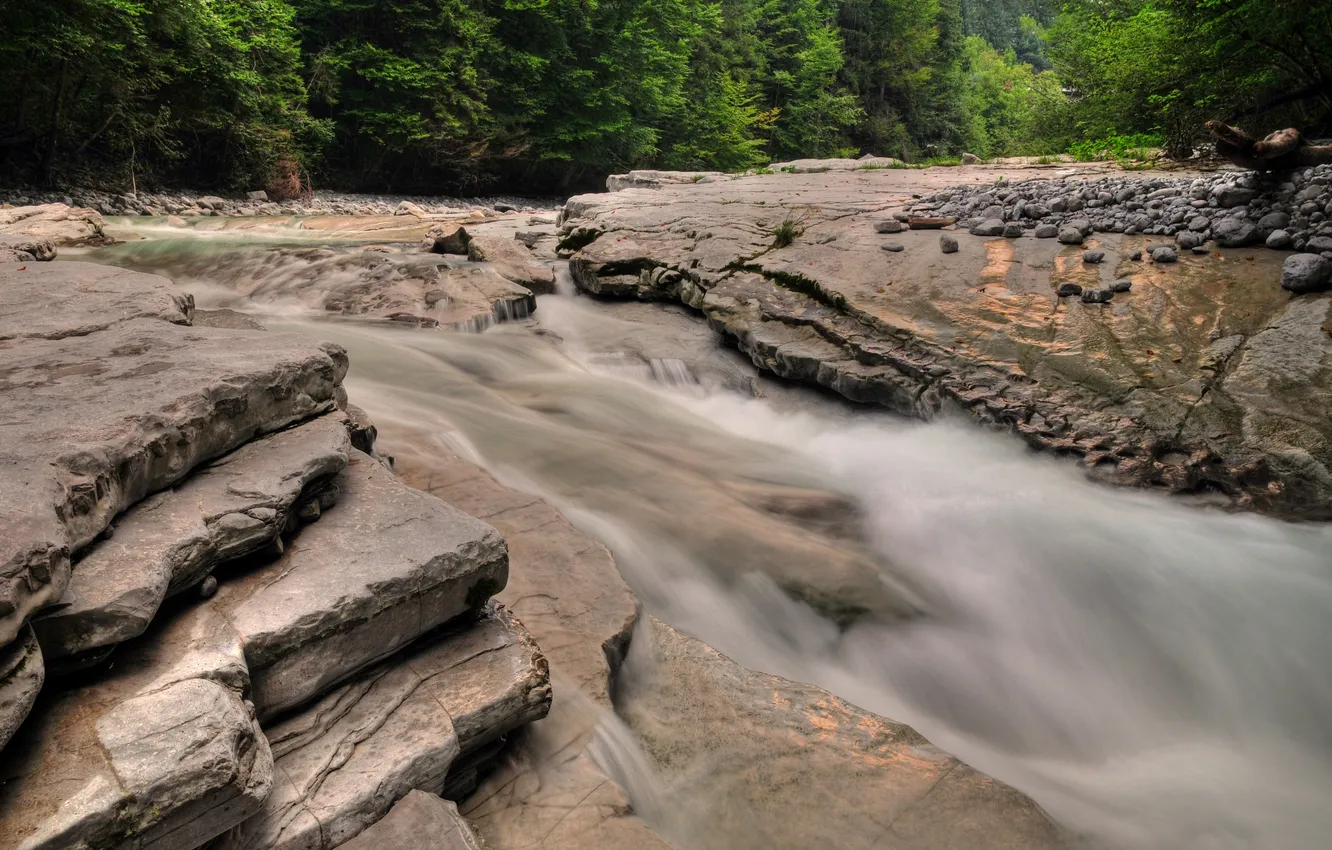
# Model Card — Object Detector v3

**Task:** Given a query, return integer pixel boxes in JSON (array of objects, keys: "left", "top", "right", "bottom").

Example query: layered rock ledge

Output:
[
  {"left": 562, "top": 168, "right": 1332, "bottom": 518},
  {"left": 0, "top": 261, "right": 552, "bottom": 850}
]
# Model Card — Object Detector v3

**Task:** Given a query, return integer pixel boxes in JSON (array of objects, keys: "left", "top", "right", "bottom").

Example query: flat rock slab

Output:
[
  {"left": 0, "top": 625, "right": 43, "bottom": 753},
  {"left": 0, "top": 261, "right": 193, "bottom": 341},
  {"left": 564, "top": 172, "right": 1332, "bottom": 518},
  {"left": 0, "top": 307, "right": 349, "bottom": 647},
  {"left": 339, "top": 790, "right": 485, "bottom": 850},
  {"left": 0, "top": 606, "right": 272, "bottom": 850},
  {"left": 212, "top": 603, "right": 548, "bottom": 850},
  {"left": 0, "top": 204, "right": 105, "bottom": 246},
  {"left": 619, "top": 618, "right": 1066, "bottom": 850},
  {"left": 209, "top": 450, "right": 509, "bottom": 719},
  {"left": 32, "top": 414, "right": 352, "bottom": 667}
]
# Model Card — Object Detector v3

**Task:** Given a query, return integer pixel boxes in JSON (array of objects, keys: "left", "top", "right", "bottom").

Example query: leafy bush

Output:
[{"left": 1067, "top": 134, "right": 1164, "bottom": 163}]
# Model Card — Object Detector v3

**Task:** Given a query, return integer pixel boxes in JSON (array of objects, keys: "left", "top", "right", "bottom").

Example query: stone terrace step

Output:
[
  {"left": 209, "top": 450, "right": 509, "bottom": 720},
  {"left": 32, "top": 414, "right": 352, "bottom": 670},
  {"left": 211, "top": 603, "right": 549, "bottom": 850}
]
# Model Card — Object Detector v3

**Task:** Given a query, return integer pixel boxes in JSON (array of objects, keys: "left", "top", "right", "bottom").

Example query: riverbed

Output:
[{"left": 81, "top": 214, "right": 1332, "bottom": 850}]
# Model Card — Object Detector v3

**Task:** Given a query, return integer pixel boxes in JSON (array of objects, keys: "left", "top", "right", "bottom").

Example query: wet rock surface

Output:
[
  {"left": 617, "top": 618, "right": 1067, "bottom": 850},
  {"left": 565, "top": 168, "right": 1332, "bottom": 518}
]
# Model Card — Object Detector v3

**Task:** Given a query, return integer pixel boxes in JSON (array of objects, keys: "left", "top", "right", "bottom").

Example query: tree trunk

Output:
[{"left": 1208, "top": 121, "right": 1332, "bottom": 171}]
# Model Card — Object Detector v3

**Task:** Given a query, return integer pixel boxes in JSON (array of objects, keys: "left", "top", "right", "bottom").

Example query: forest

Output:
[{"left": 0, "top": 0, "right": 1328, "bottom": 192}]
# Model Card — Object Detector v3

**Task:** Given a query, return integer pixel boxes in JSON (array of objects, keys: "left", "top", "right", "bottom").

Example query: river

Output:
[{"left": 82, "top": 219, "right": 1332, "bottom": 850}]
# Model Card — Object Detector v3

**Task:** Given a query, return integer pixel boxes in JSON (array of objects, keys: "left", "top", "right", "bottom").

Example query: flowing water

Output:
[{"left": 85, "top": 224, "right": 1332, "bottom": 850}]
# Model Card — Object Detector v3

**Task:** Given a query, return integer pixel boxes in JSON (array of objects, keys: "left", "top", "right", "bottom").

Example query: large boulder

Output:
[
  {"left": 1213, "top": 217, "right": 1260, "bottom": 248},
  {"left": 467, "top": 234, "right": 557, "bottom": 295},
  {"left": 1281, "top": 253, "right": 1332, "bottom": 294}
]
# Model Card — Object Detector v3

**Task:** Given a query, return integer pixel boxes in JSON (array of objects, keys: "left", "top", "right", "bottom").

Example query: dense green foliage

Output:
[{"left": 0, "top": 0, "right": 1327, "bottom": 190}]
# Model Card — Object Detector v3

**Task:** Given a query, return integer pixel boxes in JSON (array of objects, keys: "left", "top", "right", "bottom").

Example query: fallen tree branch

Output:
[{"left": 1207, "top": 121, "right": 1332, "bottom": 170}]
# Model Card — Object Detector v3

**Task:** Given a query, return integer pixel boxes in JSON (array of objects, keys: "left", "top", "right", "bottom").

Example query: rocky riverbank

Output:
[
  {"left": 561, "top": 163, "right": 1332, "bottom": 518},
  {"left": 0, "top": 187, "right": 559, "bottom": 220}
]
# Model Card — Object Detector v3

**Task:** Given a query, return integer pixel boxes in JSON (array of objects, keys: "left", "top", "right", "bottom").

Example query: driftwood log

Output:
[{"left": 1208, "top": 121, "right": 1332, "bottom": 171}]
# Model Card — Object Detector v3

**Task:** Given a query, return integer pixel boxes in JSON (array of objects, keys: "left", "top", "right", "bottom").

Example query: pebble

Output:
[
  {"left": 1151, "top": 246, "right": 1179, "bottom": 263},
  {"left": 1081, "top": 289, "right": 1114, "bottom": 303},
  {"left": 199, "top": 576, "right": 219, "bottom": 599},
  {"left": 1057, "top": 282, "right": 1083, "bottom": 297},
  {"left": 1083, "top": 250, "right": 1105, "bottom": 264},
  {"left": 1130, "top": 251, "right": 1143, "bottom": 261},
  {"left": 1110, "top": 279, "right": 1132, "bottom": 293},
  {"left": 940, "top": 234, "right": 959, "bottom": 254},
  {"left": 882, "top": 243, "right": 905, "bottom": 252},
  {"left": 875, "top": 220, "right": 905, "bottom": 234}
]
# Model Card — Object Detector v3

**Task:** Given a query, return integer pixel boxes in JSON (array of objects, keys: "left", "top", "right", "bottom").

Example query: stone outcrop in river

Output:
[
  {"left": 563, "top": 167, "right": 1332, "bottom": 518},
  {"left": 0, "top": 261, "right": 551, "bottom": 849}
]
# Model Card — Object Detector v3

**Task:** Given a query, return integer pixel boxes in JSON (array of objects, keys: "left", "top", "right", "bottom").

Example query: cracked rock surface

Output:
[
  {"left": 212, "top": 603, "right": 547, "bottom": 850},
  {"left": 563, "top": 169, "right": 1332, "bottom": 518}
]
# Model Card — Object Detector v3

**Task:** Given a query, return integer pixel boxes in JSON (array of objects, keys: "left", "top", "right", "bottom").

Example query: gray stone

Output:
[
  {"left": 247, "top": 190, "right": 270, "bottom": 202},
  {"left": 939, "top": 234, "right": 959, "bottom": 253},
  {"left": 1082, "top": 250, "right": 1105, "bottom": 264},
  {"left": 1151, "top": 246, "right": 1179, "bottom": 263},
  {"left": 1213, "top": 218, "right": 1260, "bottom": 248},
  {"left": 1129, "top": 250, "right": 1143, "bottom": 261},
  {"left": 1175, "top": 231, "right": 1203, "bottom": 250},
  {"left": 0, "top": 288, "right": 348, "bottom": 647},
  {"left": 1110, "top": 279, "right": 1133, "bottom": 293},
  {"left": 209, "top": 450, "right": 508, "bottom": 720},
  {"left": 881, "top": 243, "right": 905, "bottom": 253},
  {"left": 339, "top": 791, "right": 484, "bottom": 850},
  {"left": 1267, "top": 229, "right": 1293, "bottom": 249},
  {"left": 1213, "top": 185, "right": 1256, "bottom": 208},
  {"left": 1258, "top": 211, "right": 1291, "bottom": 234},
  {"left": 1056, "top": 282, "right": 1083, "bottom": 297},
  {"left": 0, "top": 625, "right": 43, "bottom": 753},
  {"left": 1034, "top": 224, "right": 1058, "bottom": 238},
  {"left": 0, "top": 606, "right": 272, "bottom": 850},
  {"left": 961, "top": 152, "right": 981, "bottom": 165},
  {"left": 213, "top": 603, "right": 548, "bottom": 850},
  {"left": 969, "top": 218, "right": 1005, "bottom": 237},
  {"left": 1081, "top": 288, "right": 1114, "bottom": 303},
  {"left": 423, "top": 222, "right": 472, "bottom": 254},
  {"left": 1056, "top": 228, "right": 1084, "bottom": 245},
  {"left": 1003, "top": 223, "right": 1024, "bottom": 238},
  {"left": 1281, "top": 253, "right": 1332, "bottom": 294},
  {"left": 874, "top": 220, "right": 905, "bottom": 234},
  {"left": 32, "top": 415, "right": 352, "bottom": 667},
  {"left": 1308, "top": 235, "right": 1332, "bottom": 254},
  {"left": 198, "top": 195, "right": 227, "bottom": 210}
]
